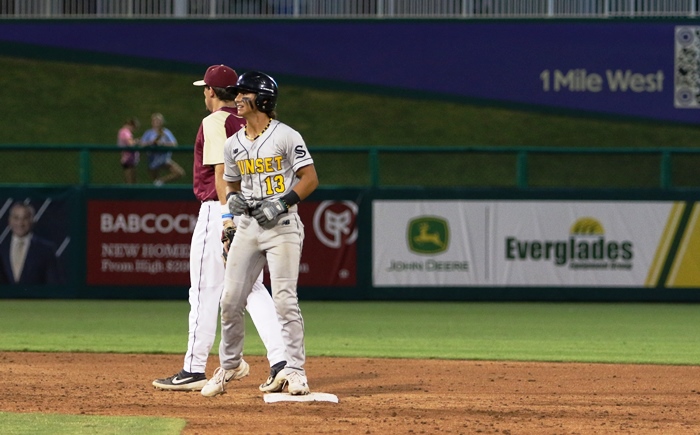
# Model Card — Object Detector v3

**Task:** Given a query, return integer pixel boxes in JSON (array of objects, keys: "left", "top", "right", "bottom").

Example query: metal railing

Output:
[
  {"left": 1, "top": 144, "right": 699, "bottom": 189},
  {"left": 0, "top": 0, "right": 697, "bottom": 18},
  {"left": 359, "top": 145, "right": 696, "bottom": 189}
]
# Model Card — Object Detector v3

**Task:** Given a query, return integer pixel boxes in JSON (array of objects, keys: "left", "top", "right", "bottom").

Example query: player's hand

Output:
[
  {"left": 227, "top": 193, "right": 248, "bottom": 216},
  {"left": 251, "top": 199, "right": 288, "bottom": 226},
  {"left": 221, "top": 219, "right": 236, "bottom": 265}
]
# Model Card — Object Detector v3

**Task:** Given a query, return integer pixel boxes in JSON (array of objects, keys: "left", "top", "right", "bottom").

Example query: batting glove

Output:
[
  {"left": 251, "top": 199, "right": 288, "bottom": 226},
  {"left": 227, "top": 193, "right": 248, "bottom": 216}
]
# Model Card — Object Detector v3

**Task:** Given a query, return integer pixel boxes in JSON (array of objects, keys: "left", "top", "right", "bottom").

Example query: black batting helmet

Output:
[{"left": 228, "top": 71, "right": 278, "bottom": 112}]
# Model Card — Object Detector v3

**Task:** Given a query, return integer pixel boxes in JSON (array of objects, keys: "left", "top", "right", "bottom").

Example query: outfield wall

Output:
[{"left": 2, "top": 186, "right": 700, "bottom": 302}]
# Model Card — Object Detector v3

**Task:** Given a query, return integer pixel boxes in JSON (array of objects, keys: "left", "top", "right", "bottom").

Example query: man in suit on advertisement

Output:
[{"left": 0, "top": 202, "right": 64, "bottom": 285}]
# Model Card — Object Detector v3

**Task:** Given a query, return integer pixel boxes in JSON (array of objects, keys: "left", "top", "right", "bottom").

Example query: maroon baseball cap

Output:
[{"left": 193, "top": 64, "right": 238, "bottom": 88}]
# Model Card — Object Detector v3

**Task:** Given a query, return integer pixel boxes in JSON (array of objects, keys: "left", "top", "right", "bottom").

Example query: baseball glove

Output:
[{"left": 221, "top": 219, "right": 237, "bottom": 265}]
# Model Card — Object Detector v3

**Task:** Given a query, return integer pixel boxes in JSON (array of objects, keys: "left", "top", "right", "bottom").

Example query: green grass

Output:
[
  {"left": 0, "top": 412, "right": 185, "bottom": 435},
  {"left": 3, "top": 56, "right": 700, "bottom": 187},
  {"left": 2, "top": 300, "right": 700, "bottom": 365}
]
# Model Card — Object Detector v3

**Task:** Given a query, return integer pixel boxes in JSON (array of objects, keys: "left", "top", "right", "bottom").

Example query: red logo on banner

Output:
[
  {"left": 86, "top": 200, "right": 198, "bottom": 286},
  {"left": 297, "top": 201, "right": 357, "bottom": 286}
]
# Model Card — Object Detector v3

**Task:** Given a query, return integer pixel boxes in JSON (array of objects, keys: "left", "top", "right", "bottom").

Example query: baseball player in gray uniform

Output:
[
  {"left": 201, "top": 71, "right": 319, "bottom": 397},
  {"left": 152, "top": 65, "right": 288, "bottom": 392}
]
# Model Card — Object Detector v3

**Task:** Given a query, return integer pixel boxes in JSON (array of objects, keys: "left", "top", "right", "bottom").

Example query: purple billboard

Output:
[{"left": 1, "top": 20, "right": 698, "bottom": 124}]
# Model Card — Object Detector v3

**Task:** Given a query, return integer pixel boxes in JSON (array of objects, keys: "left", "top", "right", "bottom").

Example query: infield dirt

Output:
[{"left": 2, "top": 352, "right": 699, "bottom": 434}]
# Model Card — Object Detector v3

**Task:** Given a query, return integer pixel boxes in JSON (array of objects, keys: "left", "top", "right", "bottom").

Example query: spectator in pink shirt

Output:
[{"left": 117, "top": 117, "right": 141, "bottom": 184}]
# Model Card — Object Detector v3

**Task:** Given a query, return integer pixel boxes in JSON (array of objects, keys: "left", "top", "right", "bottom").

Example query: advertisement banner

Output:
[
  {"left": 373, "top": 201, "right": 489, "bottom": 287},
  {"left": 666, "top": 202, "right": 700, "bottom": 287},
  {"left": 86, "top": 200, "right": 197, "bottom": 286},
  {"left": 0, "top": 195, "right": 71, "bottom": 286},
  {"left": 493, "top": 201, "right": 676, "bottom": 286},
  {"left": 2, "top": 21, "right": 700, "bottom": 124},
  {"left": 294, "top": 200, "right": 358, "bottom": 287},
  {"left": 87, "top": 199, "right": 358, "bottom": 288},
  {"left": 373, "top": 200, "right": 680, "bottom": 287}
]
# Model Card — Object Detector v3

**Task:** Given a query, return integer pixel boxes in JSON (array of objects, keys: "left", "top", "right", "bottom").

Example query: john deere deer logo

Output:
[
  {"left": 408, "top": 217, "right": 449, "bottom": 255},
  {"left": 415, "top": 223, "right": 445, "bottom": 248}
]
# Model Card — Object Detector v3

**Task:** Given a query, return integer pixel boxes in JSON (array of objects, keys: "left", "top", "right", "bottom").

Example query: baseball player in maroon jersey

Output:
[
  {"left": 152, "top": 65, "right": 287, "bottom": 391},
  {"left": 201, "top": 71, "right": 319, "bottom": 397}
]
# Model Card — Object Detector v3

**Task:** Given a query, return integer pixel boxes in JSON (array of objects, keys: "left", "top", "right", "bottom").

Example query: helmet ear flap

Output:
[
  {"left": 255, "top": 95, "right": 277, "bottom": 112},
  {"left": 256, "top": 95, "right": 269, "bottom": 111}
]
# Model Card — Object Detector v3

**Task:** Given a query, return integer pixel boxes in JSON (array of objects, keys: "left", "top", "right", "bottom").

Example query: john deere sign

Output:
[{"left": 407, "top": 217, "right": 449, "bottom": 255}]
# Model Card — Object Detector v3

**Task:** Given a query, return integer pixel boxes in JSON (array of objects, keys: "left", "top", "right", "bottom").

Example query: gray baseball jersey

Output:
[
  {"left": 219, "top": 119, "right": 313, "bottom": 376},
  {"left": 223, "top": 119, "right": 313, "bottom": 205}
]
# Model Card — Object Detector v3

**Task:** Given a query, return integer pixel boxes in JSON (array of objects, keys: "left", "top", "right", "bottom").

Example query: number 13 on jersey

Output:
[{"left": 265, "top": 174, "right": 286, "bottom": 195}]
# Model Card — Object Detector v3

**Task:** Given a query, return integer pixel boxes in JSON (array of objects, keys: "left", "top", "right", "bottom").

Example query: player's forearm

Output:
[
  {"left": 225, "top": 180, "right": 242, "bottom": 197},
  {"left": 214, "top": 164, "right": 228, "bottom": 204},
  {"left": 291, "top": 165, "right": 319, "bottom": 201}
]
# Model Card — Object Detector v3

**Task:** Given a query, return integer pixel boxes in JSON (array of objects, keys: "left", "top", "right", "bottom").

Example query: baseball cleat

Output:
[
  {"left": 152, "top": 370, "right": 207, "bottom": 391},
  {"left": 285, "top": 370, "right": 310, "bottom": 396},
  {"left": 201, "top": 360, "right": 250, "bottom": 397},
  {"left": 259, "top": 360, "right": 287, "bottom": 393}
]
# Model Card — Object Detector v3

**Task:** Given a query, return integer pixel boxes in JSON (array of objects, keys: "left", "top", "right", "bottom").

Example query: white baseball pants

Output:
[{"left": 183, "top": 200, "right": 287, "bottom": 373}]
